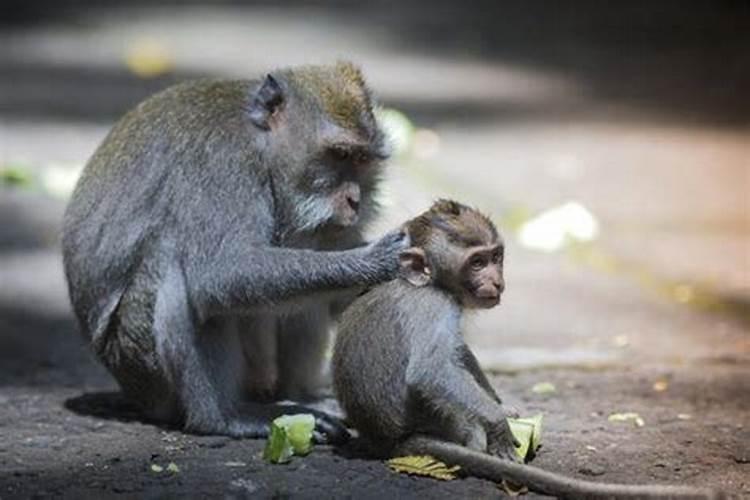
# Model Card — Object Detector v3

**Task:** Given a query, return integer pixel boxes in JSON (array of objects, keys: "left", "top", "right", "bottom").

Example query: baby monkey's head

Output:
[{"left": 402, "top": 199, "right": 504, "bottom": 309}]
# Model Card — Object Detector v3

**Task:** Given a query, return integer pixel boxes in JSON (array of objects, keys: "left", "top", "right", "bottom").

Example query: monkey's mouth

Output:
[{"left": 473, "top": 293, "right": 501, "bottom": 308}]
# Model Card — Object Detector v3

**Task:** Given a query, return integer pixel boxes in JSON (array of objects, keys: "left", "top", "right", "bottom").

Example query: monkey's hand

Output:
[
  {"left": 486, "top": 419, "right": 522, "bottom": 463},
  {"left": 364, "top": 229, "right": 410, "bottom": 280}
]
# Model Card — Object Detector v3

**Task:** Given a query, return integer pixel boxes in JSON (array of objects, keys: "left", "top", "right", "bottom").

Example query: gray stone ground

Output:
[{"left": 0, "top": 3, "right": 748, "bottom": 498}]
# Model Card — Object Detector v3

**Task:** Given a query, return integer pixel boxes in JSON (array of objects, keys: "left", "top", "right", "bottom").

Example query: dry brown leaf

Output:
[{"left": 387, "top": 455, "right": 461, "bottom": 481}]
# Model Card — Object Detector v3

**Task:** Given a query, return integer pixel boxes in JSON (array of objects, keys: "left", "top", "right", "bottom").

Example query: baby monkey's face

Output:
[
  {"left": 457, "top": 242, "right": 504, "bottom": 309},
  {"left": 400, "top": 199, "right": 505, "bottom": 308}
]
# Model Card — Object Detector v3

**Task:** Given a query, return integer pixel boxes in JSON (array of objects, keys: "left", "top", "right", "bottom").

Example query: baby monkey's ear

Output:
[{"left": 399, "top": 247, "right": 432, "bottom": 287}]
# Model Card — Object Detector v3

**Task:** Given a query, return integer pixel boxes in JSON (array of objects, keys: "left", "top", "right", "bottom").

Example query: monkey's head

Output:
[
  {"left": 401, "top": 200, "right": 505, "bottom": 309},
  {"left": 247, "top": 61, "right": 387, "bottom": 234}
]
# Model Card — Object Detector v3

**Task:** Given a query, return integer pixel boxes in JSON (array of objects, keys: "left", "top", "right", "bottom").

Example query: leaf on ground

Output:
[
  {"left": 652, "top": 379, "right": 669, "bottom": 392},
  {"left": 275, "top": 414, "right": 315, "bottom": 455},
  {"left": 263, "top": 413, "right": 315, "bottom": 464},
  {"left": 500, "top": 479, "right": 529, "bottom": 496},
  {"left": 166, "top": 462, "right": 180, "bottom": 473},
  {"left": 150, "top": 464, "right": 164, "bottom": 473},
  {"left": 531, "top": 382, "right": 556, "bottom": 395},
  {"left": 608, "top": 412, "right": 645, "bottom": 427},
  {"left": 508, "top": 414, "right": 543, "bottom": 461},
  {"left": 0, "top": 165, "right": 34, "bottom": 188},
  {"left": 387, "top": 455, "right": 461, "bottom": 480}
]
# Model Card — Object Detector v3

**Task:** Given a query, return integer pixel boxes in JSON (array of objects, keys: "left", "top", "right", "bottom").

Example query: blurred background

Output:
[{"left": 0, "top": 1, "right": 748, "bottom": 497}]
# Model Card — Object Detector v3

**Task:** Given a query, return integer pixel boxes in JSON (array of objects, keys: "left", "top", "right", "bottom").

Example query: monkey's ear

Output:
[
  {"left": 399, "top": 247, "right": 432, "bottom": 287},
  {"left": 248, "top": 74, "right": 284, "bottom": 130}
]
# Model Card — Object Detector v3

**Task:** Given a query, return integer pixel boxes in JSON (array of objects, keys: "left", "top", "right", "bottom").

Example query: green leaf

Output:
[
  {"left": 263, "top": 422, "right": 294, "bottom": 464},
  {"left": 531, "top": 382, "right": 556, "bottom": 395},
  {"left": 262, "top": 413, "right": 316, "bottom": 464},
  {"left": 0, "top": 165, "right": 34, "bottom": 187},
  {"left": 275, "top": 414, "right": 315, "bottom": 455},
  {"left": 388, "top": 455, "right": 461, "bottom": 480},
  {"left": 508, "top": 414, "right": 543, "bottom": 462}
]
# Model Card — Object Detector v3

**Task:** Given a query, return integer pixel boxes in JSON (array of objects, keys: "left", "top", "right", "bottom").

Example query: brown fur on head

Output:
[
  {"left": 286, "top": 61, "right": 375, "bottom": 134},
  {"left": 401, "top": 199, "right": 505, "bottom": 309}
]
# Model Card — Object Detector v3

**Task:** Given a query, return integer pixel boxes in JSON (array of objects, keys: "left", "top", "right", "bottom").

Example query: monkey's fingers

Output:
[{"left": 312, "top": 413, "right": 351, "bottom": 445}]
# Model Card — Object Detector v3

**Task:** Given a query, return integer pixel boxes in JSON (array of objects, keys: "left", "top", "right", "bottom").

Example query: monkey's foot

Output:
[{"left": 233, "top": 402, "right": 351, "bottom": 444}]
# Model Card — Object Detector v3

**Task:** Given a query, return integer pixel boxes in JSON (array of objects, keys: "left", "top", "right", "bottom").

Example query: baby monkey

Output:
[{"left": 333, "top": 200, "right": 722, "bottom": 499}]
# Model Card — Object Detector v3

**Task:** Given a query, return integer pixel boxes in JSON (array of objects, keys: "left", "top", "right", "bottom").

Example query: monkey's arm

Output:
[
  {"left": 457, "top": 344, "right": 503, "bottom": 405},
  {"left": 185, "top": 231, "right": 405, "bottom": 319},
  {"left": 407, "top": 331, "right": 507, "bottom": 427}
]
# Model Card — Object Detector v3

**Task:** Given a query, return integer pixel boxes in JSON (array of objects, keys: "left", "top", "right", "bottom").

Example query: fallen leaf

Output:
[
  {"left": 387, "top": 455, "right": 460, "bottom": 480},
  {"left": 263, "top": 413, "right": 315, "bottom": 464},
  {"left": 531, "top": 382, "right": 556, "bottom": 395},
  {"left": 500, "top": 479, "right": 529, "bottom": 496},
  {"left": 508, "top": 414, "right": 543, "bottom": 462},
  {"left": 585, "top": 445, "right": 597, "bottom": 451},
  {"left": 653, "top": 379, "right": 669, "bottom": 392},
  {"left": 150, "top": 464, "right": 164, "bottom": 473},
  {"left": 275, "top": 414, "right": 315, "bottom": 455},
  {"left": 608, "top": 412, "right": 645, "bottom": 427},
  {"left": 166, "top": 462, "right": 180, "bottom": 473},
  {"left": 263, "top": 423, "right": 294, "bottom": 464},
  {"left": 677, "top": 413, "right": 692, "bottom": 420}
]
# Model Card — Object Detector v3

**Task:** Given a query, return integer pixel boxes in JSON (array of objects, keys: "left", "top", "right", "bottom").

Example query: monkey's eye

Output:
[
  {"left": 470, "top": 255, "right": 487, "bottom": 270},
  {"left": 330, "top": 147, "right": 351, "bottom": 163}
]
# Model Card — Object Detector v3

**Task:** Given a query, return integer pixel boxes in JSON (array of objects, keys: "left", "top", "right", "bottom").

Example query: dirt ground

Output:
[{"left": 1, "top": 2, "right": 749, "bottom": 498}]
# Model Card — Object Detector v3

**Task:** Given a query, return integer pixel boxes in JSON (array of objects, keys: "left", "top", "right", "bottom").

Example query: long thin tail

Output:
[{"left": 399, "top": 436, "right": 724, "bottom": 500}]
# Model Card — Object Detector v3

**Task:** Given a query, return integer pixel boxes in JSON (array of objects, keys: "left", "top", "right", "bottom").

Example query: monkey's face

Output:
[
  {"left": 249, "top": 67, "right": 387, "bottom": 234},
  {"left": 459, "top": 243, "right": 505, "bottom": 309},
  {"left": 303, "top": 139, "right": 385, "bottom": 229}
]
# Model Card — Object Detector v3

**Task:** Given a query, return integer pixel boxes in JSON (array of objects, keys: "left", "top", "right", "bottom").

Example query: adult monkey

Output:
[{"left": 62, "top": 62, "right": 407, "bottom": 442}]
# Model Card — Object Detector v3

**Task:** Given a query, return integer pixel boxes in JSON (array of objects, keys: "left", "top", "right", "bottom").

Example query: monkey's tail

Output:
[{"left": 399, "top": 436, "right": 725, "bottom": 500}]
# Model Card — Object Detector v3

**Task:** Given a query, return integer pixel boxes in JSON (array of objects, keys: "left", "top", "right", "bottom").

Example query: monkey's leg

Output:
[
  {"left": 237, "top": 314, "right": 278, "bottom": 401},
  {"left": 232, "top": 312, "right": 349, "bottom": 443},
  {"left": 276, "top": 306, "right": 331, "bottom": 401}
]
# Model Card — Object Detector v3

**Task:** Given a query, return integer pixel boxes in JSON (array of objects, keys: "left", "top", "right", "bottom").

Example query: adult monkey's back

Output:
[{"left": 62, "top": 62, "right": 407, "bottom": 441}]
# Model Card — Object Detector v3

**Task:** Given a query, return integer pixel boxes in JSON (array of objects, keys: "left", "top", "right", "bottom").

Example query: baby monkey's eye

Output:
[{"left": 470, "top": 255, "right": 487, "bottom": 270}]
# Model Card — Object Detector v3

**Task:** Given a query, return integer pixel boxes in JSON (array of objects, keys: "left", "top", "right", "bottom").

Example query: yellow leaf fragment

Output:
[
  {"left": 608, "top": 412, "right": 645, "bottom": 427},
  {"left": 150, "top": 464, "right": 164, "bottom": 473},
  {"left": 387, "top": 455, "right": 460, "bottom": 481},
  {"left": 652, "top": 379, "right": 669, "bottom": 392},
  {"left": 500, "top": 479, "right": 529, "bottom": 496},
  {"left": 531, "top": 382, "right": 556, "bottom": 395},
  {"left": 124, "top": 38, "right": 174, "bottom": 78},
  {"left": 166, "top": 462, "right": 180, "bottom": 473}
]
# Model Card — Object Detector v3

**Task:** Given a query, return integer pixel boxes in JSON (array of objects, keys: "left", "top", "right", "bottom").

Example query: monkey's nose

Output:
[{"left": 495, "top": 280, "right": 505, "bottom": 294}]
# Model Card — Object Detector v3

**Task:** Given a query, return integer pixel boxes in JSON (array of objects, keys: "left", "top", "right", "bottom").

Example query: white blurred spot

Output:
[
  {"left": 518, "top": 201, "right": 600, "bottom": 252},
  {"left": 546, "top": 153, "right": 585, "bottom": 180},
  {"left": 376, "top": 108, "right": 414, "bottom": 158},
  {"left": 41, "top": 162, "right": 83, "bottom": 199},
  {"left": 412, "top": 129, "right": 441, "bottom": 160}
]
